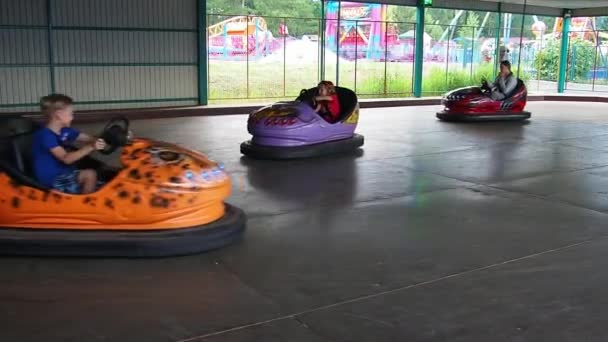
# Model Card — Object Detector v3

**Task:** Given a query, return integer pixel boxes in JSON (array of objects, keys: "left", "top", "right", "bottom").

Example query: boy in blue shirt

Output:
[{"left": 32, "top": 94, "right": 106, "bottom": 194}]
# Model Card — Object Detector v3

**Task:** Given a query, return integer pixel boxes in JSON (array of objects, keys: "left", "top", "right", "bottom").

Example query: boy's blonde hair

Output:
[{"left": 40, "top": 93, "right": 73, "bottom": 117}]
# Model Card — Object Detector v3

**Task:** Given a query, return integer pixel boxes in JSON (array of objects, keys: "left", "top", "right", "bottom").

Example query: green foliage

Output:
[
  {"left": 568, "top": 39, "right": 596, "bottom": 81},
  {"left": 534, "top": 38, "right": 595, "bottom": 82},
  {"left": 457, "top": 12, "right": 480, "bottom": 39},
  {"left": 207, "top": 0, "right": 254, "bottom": 16},
  {"left": 533, "top": 39, "right": 560, "bottom": 81},
  {"left": 424, "top": 12, "right": 445, "bottom": 40},
  {"left": 251, "top": 0, "right": 321, "bottom": 36},
  {"left": 597, "top": 17, "right": 608, "bottom": 31},
  {"left": 387, "top": 5, "right": 415, "bottom": 23}
]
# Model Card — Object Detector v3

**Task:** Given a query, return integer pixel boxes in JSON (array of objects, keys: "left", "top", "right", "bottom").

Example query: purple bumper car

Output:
[{"left": 240, "top": 87, "right": 364, "bottom": 159}]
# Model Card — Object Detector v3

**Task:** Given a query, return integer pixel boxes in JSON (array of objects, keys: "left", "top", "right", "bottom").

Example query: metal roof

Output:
[{"left": 365, "top": 0, "right": 608, "bottom": 17}]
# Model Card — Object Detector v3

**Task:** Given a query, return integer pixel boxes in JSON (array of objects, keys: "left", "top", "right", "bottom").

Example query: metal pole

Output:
[
  {"left": 439, "top": 10, "right": 464, "bottom": 42},
  {"left": 196, "top": 0, "right": 208, "bottom": 105},
  {"left": 320, "top": 0, "right": 326, "bottom": 81},
  {"left": 494, "top": 3, "right": 502, "bottom": 79},
  {"left": 413, "top": 0, "right": 425, "bottom": 97},
  {"left": 516, "top": 0, "right": 527, "bottom": 79},
  {"left": 476, "top": 12, "right": 491, "bottom": 40},
  {"left": 470, "top": 25, "right": 474, "bottom": 83},
  {"left": 592, "top": 30, "right": 599, "bottom": 92},
  {"left": 283, "top": 18, "right": 286, "bottom": 97},
  {"left": 354, "top": 20, "right": 358, "bottom": 92},
  {"left": 318, "top": 19, "right": 322, "bottom": 81},
  {"left": 46, "top": 0, "right": 56, "bottom": 93},
  {"left": 445, "top": 27, "right": 449, "bottom": 93},
  {"left": 558, "top": 13, "right": 571, "bottom": 93},
  {"left": 384, "top": 21, "right": 388, "bottom": 95},
  {"left": 336, "top": 1, "right": 341, "bottom": 85},
  {"left": 246, "top": 15, "right": 250, "bottom": 98},
  {"left": 538, "top": 33, "right": 542, "bottom": 91}
]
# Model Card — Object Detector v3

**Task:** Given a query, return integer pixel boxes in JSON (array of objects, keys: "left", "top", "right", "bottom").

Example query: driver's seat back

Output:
[
  {"left": 12, "top": 132, "right": 35, "bottom": 176},
  {"left": 295, "top": 86, "right": 358, "bottom": 121},
  {"left": 512, "top": 78, "right": 526, "bottom": 98},
  {"left": 335, "top": 87, "right": 358, "bottom": 121},
  {"left": 1, "top": 117, "right": 38, "bottom": 176},
  {"left": 296, "top": 87, "right": 317, "bottom": 107}
]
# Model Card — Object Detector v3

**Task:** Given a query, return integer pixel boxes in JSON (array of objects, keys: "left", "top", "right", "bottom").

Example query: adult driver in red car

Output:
[{"left": 483, "top": 60, "right": 518, "bottom": 101}]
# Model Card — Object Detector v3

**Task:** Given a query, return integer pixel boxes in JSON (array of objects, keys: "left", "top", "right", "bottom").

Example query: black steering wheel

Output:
[
  {"left": 480, "top": 78, "right": 492, "bottom": 94},
  {"left": 99, "top": 117, "right": 130, "bottom": 155}
]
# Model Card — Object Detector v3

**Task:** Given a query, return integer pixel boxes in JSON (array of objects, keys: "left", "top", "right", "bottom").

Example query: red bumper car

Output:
[{"left": 436, "top": 79, "right": 531, "bottom": 122}]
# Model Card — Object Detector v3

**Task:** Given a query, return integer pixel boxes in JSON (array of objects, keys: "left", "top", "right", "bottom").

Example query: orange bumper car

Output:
[{"left": 0, "top": 117, "right": 246, "bottom": 257}]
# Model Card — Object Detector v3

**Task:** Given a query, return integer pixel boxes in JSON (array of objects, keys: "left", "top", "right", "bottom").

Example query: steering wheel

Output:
[
  {"left": 99, "top": 117, "right": 130, "bottom": 155},
  {"left": 480, "top": 78, "right": 492, "bottom": 94}
]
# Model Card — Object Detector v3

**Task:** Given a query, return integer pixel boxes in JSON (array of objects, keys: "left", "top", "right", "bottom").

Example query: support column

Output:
[
  {"left": 197, "top": 0, "right": 208, "bottom": 105},
  {"left": 320, "top": 0, "right": 326, "bottom": 81},
  {"left": 46, "top": 0, "right": 56, "bottom": 93},
  {"left": 413, "top": 0, "right": 425, "bottom": 97},
  {"left": 557, "top": 13, "right": 571, "bottom": 93},
  {"left": 335, "top": 1, "right": 341, "bottom": 85},
  {"left": 493, "top": 3, "right": 501, "bottom": 79}
]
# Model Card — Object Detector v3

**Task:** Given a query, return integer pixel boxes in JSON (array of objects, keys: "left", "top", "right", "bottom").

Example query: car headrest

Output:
[
  {"left": 296, "top": 87, "right": 317, "bottom": 104},
  {"left": 0, "top": 116, "right": 38, "bottom": 138},
  {"left": 333, "top": 87, "right": 357, "bottom": 116}
]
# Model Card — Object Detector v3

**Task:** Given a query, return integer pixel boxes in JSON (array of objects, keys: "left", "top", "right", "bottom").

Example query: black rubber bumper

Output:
[
  {"left": 241, "top": 134, "right": 364, "bottom": 160},
  {"left": 436, "top": 111, "right": 531, "bottom": 122},
  {"left": 0, "top": 204, "right": 246, "bottom": 257}
]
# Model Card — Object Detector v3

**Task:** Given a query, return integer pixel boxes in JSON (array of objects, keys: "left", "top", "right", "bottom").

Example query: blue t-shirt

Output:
[{"left": 32, "top": 127, "right": 80, "bottom": 187}]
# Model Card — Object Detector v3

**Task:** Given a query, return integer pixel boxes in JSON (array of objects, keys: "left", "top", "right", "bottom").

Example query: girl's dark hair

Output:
[
  {"left": 318, "top": 80, "right": 336, "bottom": 94},
  {"left": 500, "top": 60, "right": 511, "bottom": 70}
]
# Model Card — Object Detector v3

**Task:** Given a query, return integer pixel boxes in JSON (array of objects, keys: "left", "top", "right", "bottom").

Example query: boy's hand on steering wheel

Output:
[{"left": 93, "top": 138, "right": 107, "bottom": 151}]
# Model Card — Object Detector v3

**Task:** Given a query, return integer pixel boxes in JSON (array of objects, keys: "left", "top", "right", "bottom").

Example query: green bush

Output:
[
  {"left": 568, "top": 39, "right": 596, "bottom": 81},
  {"left": 534, "top": 40, "right": 560, "bottom": 81},
  {"left": 535, "top": 38, "right": 595, "bottom": 82}
]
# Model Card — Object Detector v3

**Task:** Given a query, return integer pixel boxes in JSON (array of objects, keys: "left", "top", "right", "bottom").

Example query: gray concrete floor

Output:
[{"left": 2, "top": 102, "right": 608, "bottom": 341}]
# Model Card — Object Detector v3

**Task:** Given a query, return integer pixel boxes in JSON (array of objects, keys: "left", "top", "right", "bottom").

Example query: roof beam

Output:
[{"left": 573, "top": 7, "right": 608, "bottom": 17}]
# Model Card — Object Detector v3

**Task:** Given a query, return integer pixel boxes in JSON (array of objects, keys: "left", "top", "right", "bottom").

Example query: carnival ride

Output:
[{"left": 208, "top": 16, "right": 281, "bottom": 60}]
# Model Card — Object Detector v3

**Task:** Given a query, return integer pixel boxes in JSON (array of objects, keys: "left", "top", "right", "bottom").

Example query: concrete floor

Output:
[{"left": 2, "top": 102, "right": 608, "bottom": 341}]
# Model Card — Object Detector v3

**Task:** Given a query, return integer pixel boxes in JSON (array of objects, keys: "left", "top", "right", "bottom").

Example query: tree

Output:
[
  {"left": 251, "top": 0, "right": 321, "bottom": 36},
  {"left": 457, "top": 12, "right": 479, "bottom": 39},
  {"left": 207, "top": 0, "right": 254, "bottom": 16},
  {"left": 535, "top": 38, "right": 595, "bottom": 81}
]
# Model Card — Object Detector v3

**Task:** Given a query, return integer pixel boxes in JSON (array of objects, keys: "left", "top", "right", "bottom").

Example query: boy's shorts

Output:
[{"left": 52, "top": 170, "right": 104, "bottom": 194}]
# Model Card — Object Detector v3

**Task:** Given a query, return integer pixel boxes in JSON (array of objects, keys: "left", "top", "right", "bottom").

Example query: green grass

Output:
[{"left": 208, "top": 59, "right": 531, "bottom": 103}]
